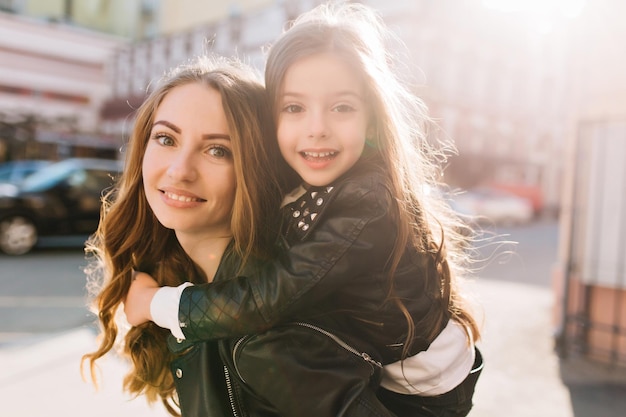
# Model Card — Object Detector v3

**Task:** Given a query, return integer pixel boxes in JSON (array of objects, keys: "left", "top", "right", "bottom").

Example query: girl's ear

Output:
[
  {"left": 365, "top": 126, "right": 378, "bottom": 150},
  {"left": 365, "top": 125, "right": 377, "bottom": 143}
]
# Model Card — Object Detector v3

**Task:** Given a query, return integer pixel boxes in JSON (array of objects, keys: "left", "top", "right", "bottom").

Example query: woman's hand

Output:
[{"left": 124, "top": 271, "right": 160, "bottom": 326}]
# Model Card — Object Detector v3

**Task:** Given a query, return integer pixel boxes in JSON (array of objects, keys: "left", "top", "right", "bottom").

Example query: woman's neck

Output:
[{"left": 176, "top": 234, "right": 233, "bottom": 282}]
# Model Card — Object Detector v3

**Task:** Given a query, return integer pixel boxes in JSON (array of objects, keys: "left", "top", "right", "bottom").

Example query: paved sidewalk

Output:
[
  {"left": 1, "top": 278, "right": 625, "bottom": 417},
  {"left": 0, "top": 327, "right": 169, "bottom": 417},
  {"left": 469, "top": 279, "right": 626, "bottom": 417},
  {"left": 468, "top": 279, "right": 572, "bottom": 416}
]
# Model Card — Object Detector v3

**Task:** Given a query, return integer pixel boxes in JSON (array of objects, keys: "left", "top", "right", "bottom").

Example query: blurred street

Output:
[
  {"left": 1, "top": 218, "right": 625, "bottom": 416},
  {"left": 0, "top": 236, "right": 93, "bottom": 345}
]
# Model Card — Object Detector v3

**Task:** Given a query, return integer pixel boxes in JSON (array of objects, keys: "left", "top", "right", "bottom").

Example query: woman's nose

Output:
[{"left": 166, "top": 152, "right": 197, "bottom": 182}]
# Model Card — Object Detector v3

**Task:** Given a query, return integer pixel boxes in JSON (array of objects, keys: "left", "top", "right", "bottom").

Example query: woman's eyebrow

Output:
[
  {"left": 152, "top": 120, "right": 180, "bottom": 133},
  {"left": 152, "top": 121, "right": 230, "bottom": 141}
]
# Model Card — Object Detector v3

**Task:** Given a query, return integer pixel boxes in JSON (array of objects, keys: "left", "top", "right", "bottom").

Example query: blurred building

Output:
[
  {"left": 554, "top": 0, "right": 626, "bottom": 368},
  {"left": 1, "top": 0, "right": 587, "bottom": 215},
  {"left": 3, "top": 0, "right": 159, "bottom": 40},
  {"left": 98, "top": 0, "right": 303, "bottom": 137},
  {"left": 0, "top": 0, "right": 277, "bottom": 161},
  {"left": 368, "top": 0, "right": 577, "bottom": 215},
  {"left": 98, "top": 0, "right": 575, "bottom": 214},
  {"left": 0, "top": 11, "right": 125, "bottom": 161},
  {"left": 4, "top": 0, "right": 276, "bottom": 40},
  {"left": 1, "top": 0, "right": 578, "bottom": 213}
]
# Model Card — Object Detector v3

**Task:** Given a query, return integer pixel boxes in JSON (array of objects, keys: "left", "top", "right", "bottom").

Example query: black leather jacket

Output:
[
  {"left": 168, "top": 250, "right": 277, "bottom": 417},
  {"left": 170, "top": 243, "right": 394, "bottom": 417},
  {"left": 179, "top": 158, "right": 448, "bottom": 364}
]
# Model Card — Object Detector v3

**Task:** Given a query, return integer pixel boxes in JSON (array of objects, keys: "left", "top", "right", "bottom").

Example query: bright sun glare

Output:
[{"left": 482, "top": 0, "right": 587, "bottom": 33}]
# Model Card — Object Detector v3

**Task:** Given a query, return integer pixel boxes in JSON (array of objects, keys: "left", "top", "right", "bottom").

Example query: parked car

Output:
[
  {"left": 0, "top": 159, "right": 52, "bottom": 183},
  {"left": 487, "top": 181, "right": 544, "bottom": 215},
  {"left": 450, "top": 186, "right": 534, "bottom": 226},
  {"left": 0, "top": 160, "right": 52, "bottom": 196},
  {"left": 0, "top": 158, "right": 122, "bottom": 255}
]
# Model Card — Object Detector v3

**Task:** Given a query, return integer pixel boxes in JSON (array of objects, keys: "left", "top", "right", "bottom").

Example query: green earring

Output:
[{"left": 365, "top": 137, "right": 377, "bottom": 148}]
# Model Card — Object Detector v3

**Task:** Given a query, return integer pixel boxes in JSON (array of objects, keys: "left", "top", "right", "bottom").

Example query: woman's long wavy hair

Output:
[
  {"left": 82, "top": 55, "right": 295, "bottom": 415},
  {"left": 265, "top": 2, "right": 481, "bottom": 359}
]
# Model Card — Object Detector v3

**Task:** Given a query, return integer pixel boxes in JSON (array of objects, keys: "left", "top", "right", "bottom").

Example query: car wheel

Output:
[{"left": 0, "top": 216, "right": 38, "bottom": 255}]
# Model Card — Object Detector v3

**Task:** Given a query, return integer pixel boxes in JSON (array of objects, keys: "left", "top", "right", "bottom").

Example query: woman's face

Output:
[{"left": 142, "top": 82, "right": 236, "bottom": 241}]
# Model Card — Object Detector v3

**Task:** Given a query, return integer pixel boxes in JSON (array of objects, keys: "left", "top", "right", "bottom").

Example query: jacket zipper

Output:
[
  {"left": 223, "top": 365, "right": 240, "bottom": 417},
  {"left": 293, "top": 321, "right": 383, "bottom": 368},
  {"left": 231, "top": 335, "right": 251, "bottom": 383},
  {"left": 231, "top": 322, "right": 382, "bottom": 384}
]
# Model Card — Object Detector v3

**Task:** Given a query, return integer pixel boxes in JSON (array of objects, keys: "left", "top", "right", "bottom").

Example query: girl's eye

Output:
[
  {"left": 208, "top": 145, "right": 232, "bottom": 159},
  {"left": 333, "top": 104, "right": 355, "bottom": 113},
  {"left": 283, "top": 104, "right": 303, "bottom": 113}
]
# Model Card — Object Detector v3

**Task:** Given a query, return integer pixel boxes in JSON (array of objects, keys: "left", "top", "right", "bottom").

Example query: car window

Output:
[
  {"left": 0, "top": 165, "right": 13, "bottom": 181},
  {"left": 19, "top": 160, "right": 120, "bottom": 193},
  {"left": 20, "top": 163, "right": 73, "bottom": 192}
]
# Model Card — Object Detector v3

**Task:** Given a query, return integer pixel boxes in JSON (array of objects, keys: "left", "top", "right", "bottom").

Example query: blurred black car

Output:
[
  {"left": 0, "top": 159, "right": 52, "bottom": 183},
  {"left": 0, "top": 159, "right": 52, "bottom": 196},
  {"left": 0, "top": 158, "right": 122, "bottom": 255}
]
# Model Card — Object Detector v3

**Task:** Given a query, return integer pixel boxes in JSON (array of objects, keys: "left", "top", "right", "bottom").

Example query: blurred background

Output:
[{"left": 0, "top": 0, "right": 625, "bottom": 416}]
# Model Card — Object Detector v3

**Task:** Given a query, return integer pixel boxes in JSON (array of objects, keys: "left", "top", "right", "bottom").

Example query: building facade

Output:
[
  {"left": 553, "top": 0, "right": 626, "bottom": 367},
  {"left": 1, "top": 0, "right": 581, "bottom": 213},
  {"left": 0, "top": 0, "right": 279, "bottom": 161},
  {"left": 0, "top": 11, "right": 125, "bottom": 161}
]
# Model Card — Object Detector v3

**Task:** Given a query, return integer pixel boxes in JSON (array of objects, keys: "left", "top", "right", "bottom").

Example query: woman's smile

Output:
[{"left": 160, "top": 188, "right": 206, "bottom": 204}]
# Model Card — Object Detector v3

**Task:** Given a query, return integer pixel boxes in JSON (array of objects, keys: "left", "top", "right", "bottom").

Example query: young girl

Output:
[{"left": 127, "top": 3, "right": 483, "bottom": 416}]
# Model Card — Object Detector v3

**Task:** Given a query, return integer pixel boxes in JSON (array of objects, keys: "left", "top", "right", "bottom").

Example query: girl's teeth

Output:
[{"left": 305, "top": 151, "right": 335, "bottom": 158}]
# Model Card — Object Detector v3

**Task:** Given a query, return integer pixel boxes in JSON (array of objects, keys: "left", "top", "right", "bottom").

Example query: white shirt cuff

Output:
[{"left": 150, "top": 282, "right": 194, "bottom": 340}]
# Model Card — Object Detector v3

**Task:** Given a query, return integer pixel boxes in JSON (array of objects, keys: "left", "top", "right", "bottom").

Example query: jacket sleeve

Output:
[{"left": 179, "top": 179, "right": 398, "bottom": 341}]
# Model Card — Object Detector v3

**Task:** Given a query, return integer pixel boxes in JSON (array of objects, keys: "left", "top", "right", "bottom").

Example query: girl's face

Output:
[
  {"left": 276, "top": 52, "right": 368, "bottom": 187},
  {"left": 142, "top": 83, "right": 236, "bottom": 242}
]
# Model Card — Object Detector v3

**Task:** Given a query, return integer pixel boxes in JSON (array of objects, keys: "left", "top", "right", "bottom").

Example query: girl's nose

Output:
[
  {"left": 166, "top": 152, "right": 197, "bottom": 182},
  {"left": 307, "top": 110, "right": 328, "bottom": 139}
]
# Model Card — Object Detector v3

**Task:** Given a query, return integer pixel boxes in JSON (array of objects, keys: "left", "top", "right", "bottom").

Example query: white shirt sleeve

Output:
[{"left": 150, "top": 282, "right": 194, "bottom": 340}]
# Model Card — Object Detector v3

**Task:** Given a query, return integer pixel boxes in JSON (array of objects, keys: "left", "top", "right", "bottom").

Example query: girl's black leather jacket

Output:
[{"left": 178, "top": 158, "right": 449, "bottom": 364}]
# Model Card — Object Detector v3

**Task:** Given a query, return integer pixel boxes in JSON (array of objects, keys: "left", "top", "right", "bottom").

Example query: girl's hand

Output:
[{"left": 124, "top": 271, "right": 160, "bottom": 326}]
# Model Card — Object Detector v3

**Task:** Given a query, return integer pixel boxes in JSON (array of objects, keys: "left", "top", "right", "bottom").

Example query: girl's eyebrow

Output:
[
  {"left": 152, "top": 120, "right": 230, "bottom": 141},
  {"left": 282, "top": 91, "right": 363, "bottom": 100}
]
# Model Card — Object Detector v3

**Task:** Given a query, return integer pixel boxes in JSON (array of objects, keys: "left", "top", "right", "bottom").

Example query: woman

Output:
[{"left": 81, "top": 55, "right": 296, "bottom": 416}]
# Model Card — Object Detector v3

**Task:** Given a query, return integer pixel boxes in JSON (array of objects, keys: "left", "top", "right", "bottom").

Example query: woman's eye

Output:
[
  {"left": 153, "top": 133, "right": 175, "bottom": 146},
  {"left": 208, "top": 145, "right": 232, "bottom": 159}
]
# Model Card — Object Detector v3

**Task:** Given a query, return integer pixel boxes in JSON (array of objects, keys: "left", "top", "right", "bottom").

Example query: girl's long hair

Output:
[
  {"left": 82, "top": 55, "right": 294, "bottom": 415},
  {"left": 265, "top": 2, "right": 480, "bottom": 359}
]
